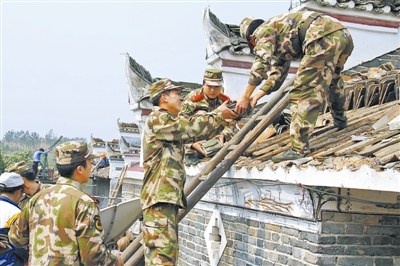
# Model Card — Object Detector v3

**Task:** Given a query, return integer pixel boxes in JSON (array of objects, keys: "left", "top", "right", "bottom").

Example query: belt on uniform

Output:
[{"left": 299, "top": 12, "right": 323, "bottom": 44}]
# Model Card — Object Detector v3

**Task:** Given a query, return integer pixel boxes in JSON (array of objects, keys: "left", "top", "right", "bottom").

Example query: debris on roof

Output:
[{"left": 186, "top": 61, "right": 400, "bottom": 173}]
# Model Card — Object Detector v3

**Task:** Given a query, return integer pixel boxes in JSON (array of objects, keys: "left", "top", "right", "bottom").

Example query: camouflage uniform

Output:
[
  {"left": 141, "top": 79, "right": 226, "bottom": 265},
  {"left": 8, "top": 141, "right": 117, "bottom": 266},
  {"left": 6, "top": 161, "right": 52, "bottom": 210},
  {"left": 243, "top": 11, "right": 354, "bottom": 153},
  {"left": 182, "top": 88, "right": 234, "bottom": 145},
  {"left": 18, "top": 181, "right": 50, "bottom": 210}
]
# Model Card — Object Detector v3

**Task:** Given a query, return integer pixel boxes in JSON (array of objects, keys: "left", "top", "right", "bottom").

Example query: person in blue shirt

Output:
[
  {"left": 93, "top": 153, "right": 110, "bottom": 172},
  {"left": 32, "top": 148, "right": 48, "bottom": 177}
]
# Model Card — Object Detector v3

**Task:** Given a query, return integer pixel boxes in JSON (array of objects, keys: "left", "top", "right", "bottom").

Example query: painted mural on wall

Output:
[{"left": 190, "top": 177, "right": 315, "bottom": 219}]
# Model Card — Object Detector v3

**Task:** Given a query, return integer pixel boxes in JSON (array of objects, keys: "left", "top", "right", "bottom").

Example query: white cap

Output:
[{"left": 0, "top": 172, "right": 24, "bottom": 188}]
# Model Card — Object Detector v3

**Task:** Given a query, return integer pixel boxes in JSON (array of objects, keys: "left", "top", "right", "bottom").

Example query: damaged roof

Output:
[
  {"left": 186, "top": 51, "right": 400, "bottom": 178},
  {"left": 237, "top": 60, "right": 400, "bottom": 172}
]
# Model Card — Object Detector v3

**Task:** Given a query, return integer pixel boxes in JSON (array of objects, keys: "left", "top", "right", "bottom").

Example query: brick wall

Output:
[{"left": 178, "top": 208, "right": 400, "bottom": 265}]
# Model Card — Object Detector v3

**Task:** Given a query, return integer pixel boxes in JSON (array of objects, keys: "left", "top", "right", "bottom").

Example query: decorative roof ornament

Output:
[
  {"left": 124, "top": 53, "right": 153, "bottom": 104},
  {"left": 202, "top": 7, "right": 250, "bottom": 59}
]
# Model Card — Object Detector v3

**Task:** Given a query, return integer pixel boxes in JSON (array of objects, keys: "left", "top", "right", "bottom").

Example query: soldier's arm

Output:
[
  {"left": 260, "top": 59, "right": 290, "bottom": 95},
  {"left": 8, "top": 208, "right": 29, "bottom": 247},
  {"left": 248, "top": 27, "right": 276, "bottom": 85},
  {"left": 151, "top": 109, "right": 227, "bottom": 144},
  {"left": 75, "top": 201, "right": 117, "bottom": 266}
]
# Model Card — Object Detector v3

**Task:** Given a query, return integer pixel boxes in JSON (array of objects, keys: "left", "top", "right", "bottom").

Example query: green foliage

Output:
[
  {"left": 1, "top": 150, "right": 32, "bottom": 173},
  {"left": 1, "top": 129, "right": 86, "bottom": 173}
]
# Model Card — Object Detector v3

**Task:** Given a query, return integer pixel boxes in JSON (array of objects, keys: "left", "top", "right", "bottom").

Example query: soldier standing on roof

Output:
[
  {"left": 235, "top": 10, "right": 354, "bottom": 162},
  {"left": 181, "top": 68, "right": 235, "bottom": 158},
  {"left": 8, "top": 141, "right": 123, "bottom": 266},
  {"left": 141, "top": 79, "right": 237, "bottom": 265}
]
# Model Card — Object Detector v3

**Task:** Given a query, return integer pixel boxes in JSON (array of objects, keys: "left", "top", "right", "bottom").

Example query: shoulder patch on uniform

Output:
[
  {"left": 94, "top": 215, "right": 103, "bottom": 231},
  {"left": 218, "top": 93, "right": 230, "bottom": 102},
  {"left": 191, "top": 94, "right": 205, "bottom": 102}
]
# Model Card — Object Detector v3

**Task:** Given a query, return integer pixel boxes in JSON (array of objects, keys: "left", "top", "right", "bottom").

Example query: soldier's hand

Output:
[
  {"left": 249, "top": 96, "right": 257, "bottom": 109},
  {"left": 191, "top": 142, "right": 206, "bottom": 156},
  {"left": 217, "top": 101, "right": 238, "bottom": 120},
  {"left": 250, "top": 90, "right": 267, "bottom": 108},
  {"left": 235, "top": 96, "right": 249, "bottom": 115}
]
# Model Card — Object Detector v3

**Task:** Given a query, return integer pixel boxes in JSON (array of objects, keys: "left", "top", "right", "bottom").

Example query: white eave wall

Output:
[{"left": 186, "top": 164, "right": 400, "bottom": 193}]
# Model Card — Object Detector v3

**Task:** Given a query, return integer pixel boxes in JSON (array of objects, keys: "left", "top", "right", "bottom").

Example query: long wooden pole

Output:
[{"left": 123, "top": 78, "right": 294, "bottom": 265}]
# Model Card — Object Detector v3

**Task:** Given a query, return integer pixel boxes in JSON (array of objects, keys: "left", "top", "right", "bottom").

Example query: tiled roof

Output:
[
  {"left": 119, "top": 135, "right": 140, "bottom": 155},
  {"left": 117, "top": 120, "right": 140, "bottom": 133},
  {"left": 90, "top": 135, "right": 106, "bottom": 147},
  {"left": 106, "top": 140, "right": 123, "bottom": 160},
  {"left": 234, "top": 61, "right": 400, "bottom": 172},
  {"left": 293, "top": 0, "right": 400, "bottom": 16},
  {"left": 186, "top": 56, "right": 400, "bottom": 173}
]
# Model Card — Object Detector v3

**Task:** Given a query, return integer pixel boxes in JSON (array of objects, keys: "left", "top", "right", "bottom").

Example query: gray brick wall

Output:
[{"left": 178, "top": 209, "right": 400, "bottom": 265}]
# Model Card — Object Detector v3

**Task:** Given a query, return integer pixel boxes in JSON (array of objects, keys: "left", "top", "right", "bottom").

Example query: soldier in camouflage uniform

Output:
[
  {"left": 6, "top": 161, "right": 51, "bottom": 210},
  {"left": 236, "top": 11, "right": 354, "bottom": 161},
  {"left": 141, "top": 79, "right": 237, "bottom": 265},
  {"left": 181, "top": 68, "right": 235, "bottom": 158},
  {"left": 8, "top": 141, "right": 123, "bottom": 266}
]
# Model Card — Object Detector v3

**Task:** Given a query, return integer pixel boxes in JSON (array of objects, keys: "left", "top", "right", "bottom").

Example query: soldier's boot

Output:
[
  {"left": 333, "top": 112, "right": 347, "bottom": 130},
  {"left": 271, "top": 149, "right": 306, "bottom": 163}
]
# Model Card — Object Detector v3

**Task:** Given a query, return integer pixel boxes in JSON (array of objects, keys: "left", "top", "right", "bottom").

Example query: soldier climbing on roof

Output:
[{"left": 235, "top": 10, "right": 354, "bottom": 162}]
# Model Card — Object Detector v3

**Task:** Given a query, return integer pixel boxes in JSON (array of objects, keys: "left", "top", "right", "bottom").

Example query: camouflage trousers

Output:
[
  {"left": 290, "top": 29, "right": 354, "bottom": 153},
  {"left": 142, "top": 203, "right": 179, "bottom": 266}
]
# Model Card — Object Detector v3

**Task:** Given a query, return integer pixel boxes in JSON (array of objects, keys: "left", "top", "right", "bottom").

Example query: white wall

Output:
[{"left": 344, "top": 22, "right": 400, "bottom": 69}]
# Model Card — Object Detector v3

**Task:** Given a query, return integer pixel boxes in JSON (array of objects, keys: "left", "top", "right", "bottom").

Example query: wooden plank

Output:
[
  {"left": 372, "top": 103, "right": 400, "bottom": 130},
  {"left": 334, "top": 128, "right": 398, "bottom": 156},
  {"left": 358, "top": 133, "right": 400, "bottom": 156},
  {"left": 373, "top": 142, "right": 400, "bottom": 158},
  {"left": 252, "top": 138, "right": 290, "bottom": 157},
  {"left": 246, "top": 124, "right": 276, "bottom": 152}
]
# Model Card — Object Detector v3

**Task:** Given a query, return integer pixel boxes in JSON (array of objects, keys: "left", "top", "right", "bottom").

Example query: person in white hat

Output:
[{"left": 0, "top": 172, "right": 27, "bottom": 265}]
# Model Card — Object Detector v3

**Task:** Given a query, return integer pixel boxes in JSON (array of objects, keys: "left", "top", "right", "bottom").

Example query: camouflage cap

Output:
[
  {"left": 5, "top": 161, "right": 29, "bottom": 174},
  {"left": 204, "top": 68, "right": 223, "bottom": 87},
  {"left": 240, "top": 16, "right": 255, "bottom": 39},
  {"left": 149, "top": 79, "right": 184, "bottom": 101},
  {"left": 0, "top": 172, "right": 24, "bottom": 188},
  {"left": 55, "top": 141, "right": 98, "bottom": 165},
  {"left": 240, "top": 17, "right": 264, "bottom": 41}
]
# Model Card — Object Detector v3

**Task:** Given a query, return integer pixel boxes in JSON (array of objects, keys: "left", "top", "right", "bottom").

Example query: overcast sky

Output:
[{"left": 1, "top": 1, "right": 290, "bottom": 141}]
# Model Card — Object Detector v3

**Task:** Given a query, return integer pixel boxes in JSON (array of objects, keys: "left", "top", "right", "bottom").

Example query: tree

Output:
[{"left": 1, "top": 150, "right": 32, "bottom": 173}]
